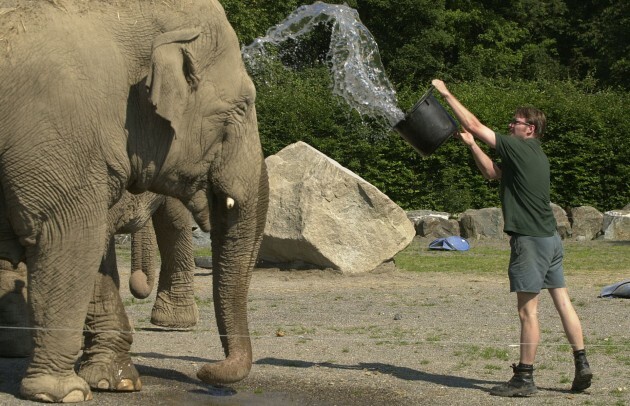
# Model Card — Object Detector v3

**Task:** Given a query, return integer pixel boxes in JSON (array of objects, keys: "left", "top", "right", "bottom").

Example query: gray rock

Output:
[
  {"left": 259, "top": 141, "right": 415, "bottom": 274},
  {"left": 551, "top": 203, "right": 572, "bottom": 239},
  {"left": 194, "top": 256, "right": 213, "bottom": 269},
  {"left": 569, "top": 206, "right": 603, "bottom": 241},
  {"left": 192, "top": 226, "right": 212, "bottom": 248},
  {"left": 459, "top": 207, "right": 505, "bottom": 240},
  {"left": 406, "top": 210, "right": 459, "bottom": 237},
  {"left": 602, "top": 210, "right": 630, "bottom": 241},
  {"left": 418, "top": 216, "right": 460, "bottom": 238}
]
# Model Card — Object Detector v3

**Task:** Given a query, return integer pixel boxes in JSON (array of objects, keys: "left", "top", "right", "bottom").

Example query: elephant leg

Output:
[
  {"left": 78, "top": 237, "right": 141, "bottom": 392},
  {"left": 0, "top": 193, "right": 32, "bottom": 357},
  {"left": 150, "top": 197, "right": 198, "bottom": 329},
  {"left": 197, "top": 162, "right": 269, "bottom": 384},
  {"left": 0, "top": 260, "right": 32, "bottom": 357},
  {"left": 19, "top": 219, "right": 106, "bottom": 403}
]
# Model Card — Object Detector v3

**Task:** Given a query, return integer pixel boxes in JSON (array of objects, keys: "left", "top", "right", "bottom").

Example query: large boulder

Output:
[
  {"left": 407, "top": 210, "right": 459, "bottom": 238},
  {"left": 551, "top": 203, "right": 572, "bottom": 239},
  {"left": 569, "top": 206, "right": 603, "bottom": 241},
  {"left": 459, "top": 208, "right": 505, "bottom": 240},
  {"left": 260, "top": 141, "right": 415, "bottom": 273},
  {"left": 406, "top": 210, "right": 459, "bottom": 237},
  {"left": 419, "top": 216, "right": 461, "bottom": 238},
  {"left": 602, "top": 209, "right": 630, "bottom": 241}
]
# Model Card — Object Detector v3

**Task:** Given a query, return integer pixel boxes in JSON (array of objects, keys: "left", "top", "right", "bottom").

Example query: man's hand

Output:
[
  {"left": 456, "top": 131, "right": 476, "bottom": 147},
  {"left": 431, "top": 79, "right": 449, "bottom": 96}
]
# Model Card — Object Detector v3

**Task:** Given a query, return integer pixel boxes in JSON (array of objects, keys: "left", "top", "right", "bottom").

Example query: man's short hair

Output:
[{"left": 515, "top": 106, "right": 546, "bottom": 138}]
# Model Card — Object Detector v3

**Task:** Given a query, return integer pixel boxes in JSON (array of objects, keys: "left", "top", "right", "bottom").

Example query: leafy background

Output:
[{"left": 221, "top": 0, "right": 629, "bottom": 213}]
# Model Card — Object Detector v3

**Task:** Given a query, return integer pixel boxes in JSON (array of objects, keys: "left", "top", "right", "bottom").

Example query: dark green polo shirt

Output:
[{"left": 495, "top": 133, "right": 556, "bottom": 237}]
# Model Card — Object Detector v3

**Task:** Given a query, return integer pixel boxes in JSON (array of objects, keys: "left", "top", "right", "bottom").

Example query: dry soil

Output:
[{"left": 0, "top": 238, "right": 628, "bottom": 405}]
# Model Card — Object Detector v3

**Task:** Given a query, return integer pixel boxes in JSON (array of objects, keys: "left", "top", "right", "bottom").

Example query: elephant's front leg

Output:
[
  {"left": 78, "top": 238, "right": 141, "bottom": 392},
  {"left": 19, "top": 222, "right": 107, "bottom": 402}
]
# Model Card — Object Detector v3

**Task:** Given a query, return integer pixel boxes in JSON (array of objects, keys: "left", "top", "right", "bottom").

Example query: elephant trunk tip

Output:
[
  {"left": 129, "top": 271, "right": 153, "bottom": 299},
  {"left": 196, "top": 356, "right": 252, "bottom": 385}
]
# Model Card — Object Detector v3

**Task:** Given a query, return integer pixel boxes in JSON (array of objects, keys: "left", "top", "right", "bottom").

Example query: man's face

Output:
[{"left": 508, "top": 116, "right": 535, "bottom": 139}]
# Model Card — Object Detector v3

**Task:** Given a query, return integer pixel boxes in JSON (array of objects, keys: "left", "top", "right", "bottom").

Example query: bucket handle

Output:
[{"left": 421, "top": 85, "right": 436, "bottom": 105}]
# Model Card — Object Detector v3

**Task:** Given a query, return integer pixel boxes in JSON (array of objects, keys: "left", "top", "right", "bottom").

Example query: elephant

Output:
[
  {"left": 0, "top": 0, "right": 269, "bottom": 403},
  {"left": 109, "top": 191, "right": 200, "bottom": 330},
  {"left": 0, "top": 191, "right": 199, "bottom": 358}
]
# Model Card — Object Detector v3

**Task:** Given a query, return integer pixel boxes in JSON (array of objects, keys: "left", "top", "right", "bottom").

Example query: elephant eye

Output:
[{"left": 226, "top": 101, "right": 249, "bottom": 124}]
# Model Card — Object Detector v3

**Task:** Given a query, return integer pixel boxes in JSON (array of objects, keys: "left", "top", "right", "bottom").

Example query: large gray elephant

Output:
[{"left": 0, "top": 0, "right": 268, "bottom": 403}]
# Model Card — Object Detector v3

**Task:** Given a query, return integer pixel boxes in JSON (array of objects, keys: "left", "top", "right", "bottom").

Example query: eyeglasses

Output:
[{"left": 509, "top": 119, "right": 532, "bottom": 127}]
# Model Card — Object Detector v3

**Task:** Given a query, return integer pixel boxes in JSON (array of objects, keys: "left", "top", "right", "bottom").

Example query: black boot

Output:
[
  {"left": 490, "top": 363, "right": 538, "bottom": 397},
  {"left": 571, "top": 350, "right": 592, "bottom": 392}
]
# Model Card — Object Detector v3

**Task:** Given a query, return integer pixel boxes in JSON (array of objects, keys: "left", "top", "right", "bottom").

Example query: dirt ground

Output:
[{"left": 0, "top": 239, "right": 628, "bottom": 405}]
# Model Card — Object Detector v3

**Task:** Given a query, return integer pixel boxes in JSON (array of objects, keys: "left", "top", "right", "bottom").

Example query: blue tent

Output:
[{"left": 428, "top": 236, "right": 470, "bottom": 251}]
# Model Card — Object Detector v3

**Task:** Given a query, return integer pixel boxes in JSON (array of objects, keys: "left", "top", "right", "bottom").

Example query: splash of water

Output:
[{"left": 242, "top": 1, "right": 405, "bottom": 127}]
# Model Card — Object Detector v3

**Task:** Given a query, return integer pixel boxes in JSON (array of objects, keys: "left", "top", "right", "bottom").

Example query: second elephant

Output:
[{"left": 0, "top": 191, "right": 200, "bottom": 357}]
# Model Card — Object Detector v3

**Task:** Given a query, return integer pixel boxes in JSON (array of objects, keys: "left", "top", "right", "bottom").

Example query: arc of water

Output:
[{"left": 242, "top": 1, "right": 404, "bottom": 127}]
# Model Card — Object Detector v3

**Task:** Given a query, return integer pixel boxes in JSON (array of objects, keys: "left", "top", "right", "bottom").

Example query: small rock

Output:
[{"left": 194, "top": 256, "right": 213, "bottom": 269}]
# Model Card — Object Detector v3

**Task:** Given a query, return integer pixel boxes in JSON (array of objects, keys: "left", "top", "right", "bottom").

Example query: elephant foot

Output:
[
  {"left": 197, "top": 354, "right": 252, "bottom": 385},
  {"left": 78, "top": 356, "right": 142, "bottom": 392},
  {"left": 20, "top": 373, "right": 93, "bottom": 403},
  {"left": 150, "top": 295, "right": 199, "bottom": 329}
]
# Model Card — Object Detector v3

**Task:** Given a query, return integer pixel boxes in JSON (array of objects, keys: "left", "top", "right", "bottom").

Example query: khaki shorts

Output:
[{"left": 508, "top": 232, "right": 566, "bottom": 293}]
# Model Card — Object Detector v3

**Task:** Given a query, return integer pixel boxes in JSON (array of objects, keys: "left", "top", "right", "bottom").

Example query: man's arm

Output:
[
  {"left": 432, "top": 79, "right": 497, "bottom": 149},
  {"left": 458, "top": 131, "right": 502, "bottom": 180}
]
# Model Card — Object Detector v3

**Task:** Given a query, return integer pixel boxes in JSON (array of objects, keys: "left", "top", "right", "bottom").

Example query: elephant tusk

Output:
[{"left": 226, "top": 197, "right": 235, "bottom": 209}]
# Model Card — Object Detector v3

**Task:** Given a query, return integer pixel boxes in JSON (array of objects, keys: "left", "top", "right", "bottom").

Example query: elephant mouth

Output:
[{"left": 185, "top": 190, "right": 211, "bottom": 232}]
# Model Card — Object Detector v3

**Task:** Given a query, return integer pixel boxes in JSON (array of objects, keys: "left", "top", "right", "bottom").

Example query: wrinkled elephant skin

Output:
[
  {"left": 0, "top": 192, "right": 198, "bottom": 359},
  {"left": 0, "top": 1, "right": 268, "bottom": 403}
]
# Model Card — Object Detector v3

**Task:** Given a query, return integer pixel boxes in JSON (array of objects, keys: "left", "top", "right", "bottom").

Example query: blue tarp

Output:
[
  {"left": 599, "top": 279, "right": 630, "bottom": 299},
  {"left": 428, "top": 236, "right": 470, "bottom": 251}
]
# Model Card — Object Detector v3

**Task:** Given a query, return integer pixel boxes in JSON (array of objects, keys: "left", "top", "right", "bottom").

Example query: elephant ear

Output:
[{"left": 146, "top": 28, "right": 201, "bottom": 136}]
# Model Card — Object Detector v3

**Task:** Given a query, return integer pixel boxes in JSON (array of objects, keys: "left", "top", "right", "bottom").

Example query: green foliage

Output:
[
  {"left": 254, "top": 67, "right": 628, "bottom": 211},
  {"left": 228, "top": 1, "right": 629, "bottom": 211},
  {"left": 434, "top": 79, "right": 630, "bottom": 210}
]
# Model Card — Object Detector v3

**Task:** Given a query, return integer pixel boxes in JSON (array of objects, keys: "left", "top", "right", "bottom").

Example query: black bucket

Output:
[{"left": 394, "top": 86, "right": 458, "bottom": 157}]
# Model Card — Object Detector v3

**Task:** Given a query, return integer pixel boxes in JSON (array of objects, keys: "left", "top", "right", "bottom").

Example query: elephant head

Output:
[{"left": 127, "top": 6, "right": 270, "bottom": 385}]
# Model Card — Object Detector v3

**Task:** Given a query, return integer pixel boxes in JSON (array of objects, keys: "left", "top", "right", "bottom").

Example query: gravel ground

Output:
[{"left": 1, "top": 239, "right": 628, "bottom": 405}]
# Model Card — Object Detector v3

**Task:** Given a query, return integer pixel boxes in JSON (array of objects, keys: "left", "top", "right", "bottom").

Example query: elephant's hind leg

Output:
[
  {"left": 78, "top": 239, "right": 141, "bottom": 392},
  {"left": 150, "top": 198, "right": 198, "bottom": 329}
]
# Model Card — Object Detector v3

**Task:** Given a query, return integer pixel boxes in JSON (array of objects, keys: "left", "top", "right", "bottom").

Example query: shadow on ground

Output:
[{"left": 255, "top": 357, "right": 499, "bottom": 392}]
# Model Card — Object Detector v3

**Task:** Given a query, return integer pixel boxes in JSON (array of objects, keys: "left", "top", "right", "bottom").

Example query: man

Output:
[{"left": 431, "top": 79, "right": 592, "bottom": 397}]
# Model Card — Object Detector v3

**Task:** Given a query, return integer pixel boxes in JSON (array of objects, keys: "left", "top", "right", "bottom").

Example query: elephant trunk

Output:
[
  {"left": 128, "top": 221, "right": 158, "bottom": 299},
  {"left": 197, "top": 163, "right": 269, "bottom": 384}
]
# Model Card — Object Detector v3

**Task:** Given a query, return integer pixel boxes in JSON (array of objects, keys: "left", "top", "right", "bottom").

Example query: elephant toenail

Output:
[
  {"left": 117, "top": 379, "right": 135, "bottom": 391},
  {"left": 61, "top": 389, "right": 88, "bottom": 403},
  {"left": 97, "top": 379, "right": 111, "bottom": 390}
]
